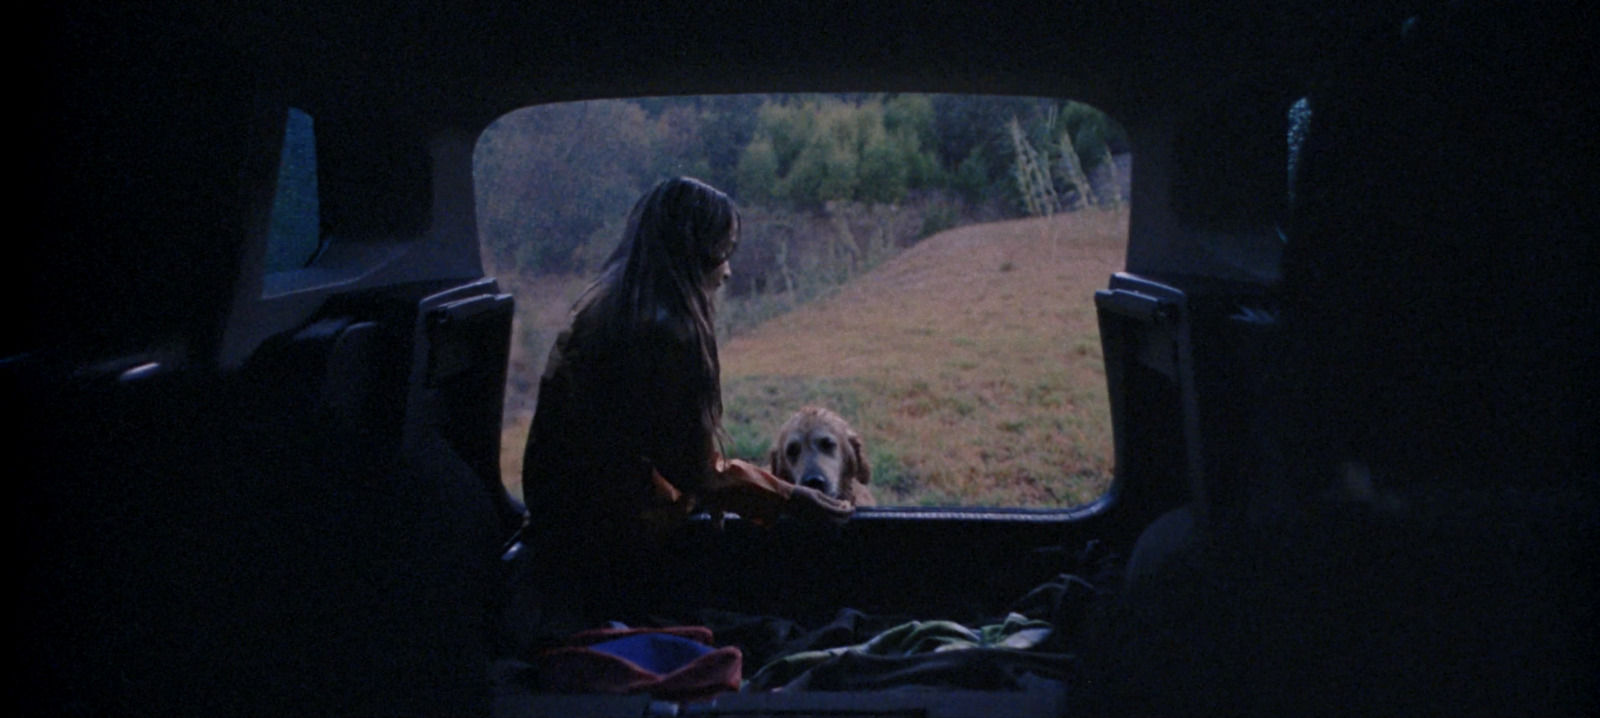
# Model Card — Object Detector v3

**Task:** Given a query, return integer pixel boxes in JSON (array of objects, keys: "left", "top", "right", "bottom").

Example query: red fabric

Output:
[
  {"left": 535, "top": 627, "right": 742, "bottom": 701},
  {"left": 563, "top": 625, "right": 715, "bottom": 647}
]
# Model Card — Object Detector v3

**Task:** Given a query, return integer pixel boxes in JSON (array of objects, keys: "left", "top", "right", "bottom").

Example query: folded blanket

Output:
[{"left": 534, "top": 626, "right": 741, "bottom": 701}]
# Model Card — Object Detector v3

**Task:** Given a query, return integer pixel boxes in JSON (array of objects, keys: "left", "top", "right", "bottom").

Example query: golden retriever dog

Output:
[{"left": 769, "top": 406, "right": 874, "bottom": 507}]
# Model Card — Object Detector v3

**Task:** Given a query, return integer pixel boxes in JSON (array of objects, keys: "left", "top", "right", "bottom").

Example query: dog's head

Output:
[{"left": 769, "top": 406, "right": 871, "bottom": 505}]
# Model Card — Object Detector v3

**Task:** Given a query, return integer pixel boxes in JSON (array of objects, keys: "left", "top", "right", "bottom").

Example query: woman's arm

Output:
[
  {"left": 635, "top": 316, "right": 718, "bottom": 497},
  {"left": 636, "top": 315, "right": 854, "bottom": 525}
]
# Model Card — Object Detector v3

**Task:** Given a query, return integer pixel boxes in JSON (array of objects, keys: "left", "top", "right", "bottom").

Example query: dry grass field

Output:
[
  {"left": 720, "top": 210, "right": 1126, "bottom": 507},
  {"left": 496, "top": 209, "right": 1127, "bottom": 508}
]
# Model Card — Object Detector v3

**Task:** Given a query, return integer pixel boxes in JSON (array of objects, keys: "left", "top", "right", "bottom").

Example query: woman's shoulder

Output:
[
  {"left": 639, "top": 305, "right": 698, "bottom": 346},
  {"left": 560, "top": 302, "right": 698, "bottom": 363}
]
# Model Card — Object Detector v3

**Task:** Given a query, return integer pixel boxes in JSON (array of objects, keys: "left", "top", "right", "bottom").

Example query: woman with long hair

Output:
[{"left": 520, "top": 177, "right": 848, "bottom": 621}]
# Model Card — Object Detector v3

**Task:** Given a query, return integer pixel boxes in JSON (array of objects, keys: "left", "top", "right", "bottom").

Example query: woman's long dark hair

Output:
[{"left": 573, "top": 176, "right": 740, "bottom": 449}]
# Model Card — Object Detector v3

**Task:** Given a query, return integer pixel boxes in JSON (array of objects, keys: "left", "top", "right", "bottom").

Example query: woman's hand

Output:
[{"left": 785, "top": 484, "right": 855, "bottom": 525}]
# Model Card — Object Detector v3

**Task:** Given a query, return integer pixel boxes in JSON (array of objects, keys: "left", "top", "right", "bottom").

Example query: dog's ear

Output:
[
  {"left": 769, "top": 444, "right": 790, "bottom": 482},
  {"left": 848, "top": 432, "right": 871, "bottom": 485}
]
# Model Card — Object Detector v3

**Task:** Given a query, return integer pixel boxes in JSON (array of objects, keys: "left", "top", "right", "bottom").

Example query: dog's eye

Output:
[
  {"left": 785, "top": 442, "right": 801, "bottom": 460},
  {"left": 816, "top": 437, "right": 836, "bottom": 454}
]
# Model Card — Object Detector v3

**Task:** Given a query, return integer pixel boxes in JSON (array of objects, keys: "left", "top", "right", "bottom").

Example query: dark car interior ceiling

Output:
[{"left": 23, "top": 1, "right": 1594, "bottom": 716}]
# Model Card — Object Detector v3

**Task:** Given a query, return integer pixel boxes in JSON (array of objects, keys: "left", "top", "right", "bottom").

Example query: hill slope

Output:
[{"left": 721, "top": 209, "right": 1127, "bottom": 507}]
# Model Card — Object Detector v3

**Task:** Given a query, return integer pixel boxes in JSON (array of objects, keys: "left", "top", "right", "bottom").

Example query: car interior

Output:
[{"left": 22, "top": 1, "right": 1594, "bottom": 716}]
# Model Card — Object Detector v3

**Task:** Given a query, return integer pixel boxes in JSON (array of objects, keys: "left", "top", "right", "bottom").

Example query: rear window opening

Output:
[{"left": 474, "top": 94, "right": 1130, "bottom": 510}]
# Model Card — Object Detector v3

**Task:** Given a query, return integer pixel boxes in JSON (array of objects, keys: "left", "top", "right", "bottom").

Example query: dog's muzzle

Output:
[{"left": 799, "top": 473, "right": 831, "bottom": 495}]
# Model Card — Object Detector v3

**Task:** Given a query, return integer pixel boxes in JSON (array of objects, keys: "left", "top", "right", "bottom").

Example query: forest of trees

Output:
[{"left": 474, "top": 93, "right": 1130, "bottom": 287}]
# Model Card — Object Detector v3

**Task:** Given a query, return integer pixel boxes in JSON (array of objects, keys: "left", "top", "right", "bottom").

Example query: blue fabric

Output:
[{"left": 588, "top": 633, "right": 715, "bottom": 675}]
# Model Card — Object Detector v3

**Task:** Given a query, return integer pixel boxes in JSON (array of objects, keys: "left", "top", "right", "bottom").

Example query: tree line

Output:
[{"left": 474, "top": 93, "right": 1130, "bottom": 279}]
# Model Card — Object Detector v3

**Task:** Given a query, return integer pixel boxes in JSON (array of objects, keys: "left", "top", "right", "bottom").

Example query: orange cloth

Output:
[
  {"left": 703, "top": 455, "right": 797, "bottom": 527},
  {"left": 643, "top": 453, "right": 797, "bottom": 528}
]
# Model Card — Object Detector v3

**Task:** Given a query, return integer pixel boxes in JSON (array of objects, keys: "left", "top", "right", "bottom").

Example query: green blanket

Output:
[{"left": 745, "top": 613, "right": 1053, "bottom": 690}]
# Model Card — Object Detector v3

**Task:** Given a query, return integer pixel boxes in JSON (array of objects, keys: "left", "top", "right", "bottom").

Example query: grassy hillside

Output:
[
  {"left": 720, "top": 209, "right": 1126, "bottom": 507},
  {"left": 496, "top": 209, "right": 1127, "bottom": 508}
]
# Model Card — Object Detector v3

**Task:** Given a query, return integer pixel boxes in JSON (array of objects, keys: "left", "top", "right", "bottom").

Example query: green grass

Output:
[{"left": 720, "top": 375, "right": 871, "bottom": 462}]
